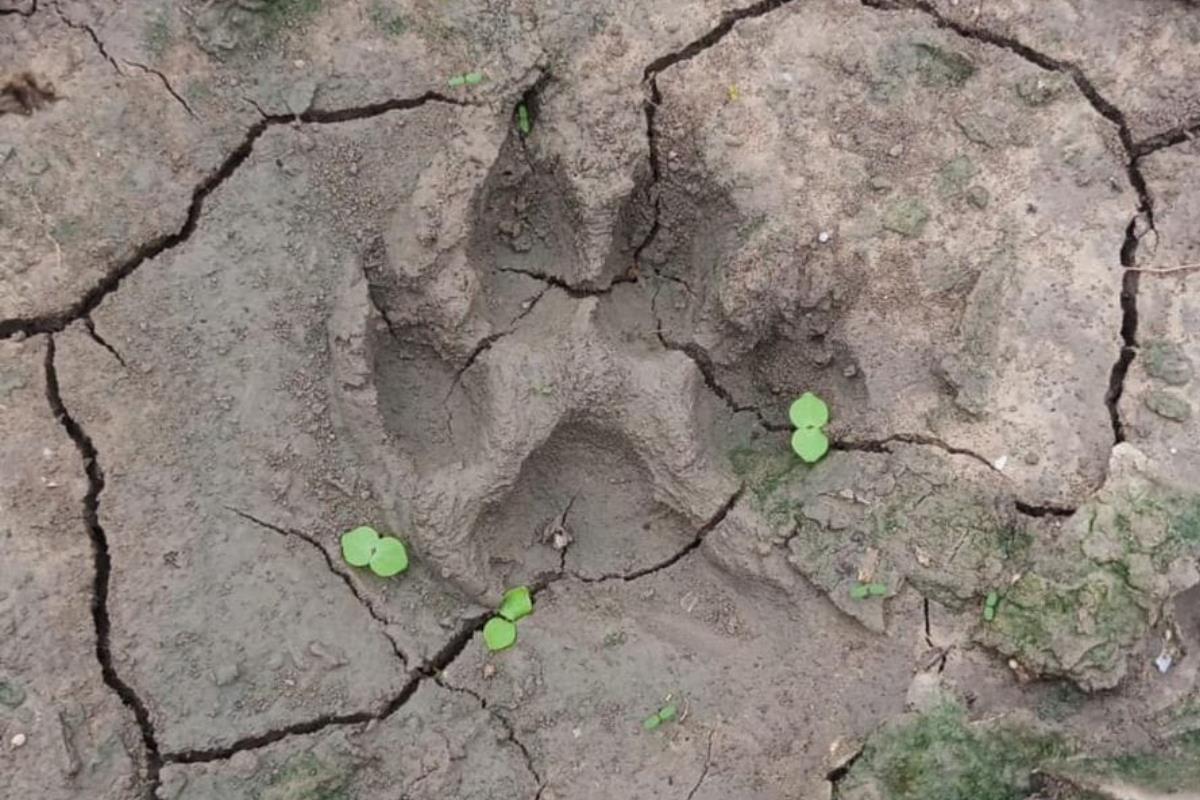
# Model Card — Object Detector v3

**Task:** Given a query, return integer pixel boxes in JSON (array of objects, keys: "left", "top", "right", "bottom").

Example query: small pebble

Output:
[
  {"left": 817, "top": 230, "right": 831, "bottom": 244},
  {"left": 992, "top": 455, "right": 1008, "bottom": 471},
  {"left": 11, "top": 733, "right": 26, "bottom": 748},
  {"left": 888, "top": 144, "right": 904, "bottom": 158},
  {"left": 1155, "top": 652, "right": 1173, "bottom": 674},
  {"left": 482, "top": 663, "right": 496, "bottom": 679}
]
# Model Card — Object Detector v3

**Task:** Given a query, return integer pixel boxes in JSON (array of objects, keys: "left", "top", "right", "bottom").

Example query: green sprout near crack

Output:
[
  {"left": 789, "top": 391, "right": 830, "bottom": 463},
  {"left": 516, "top": 103, "right": 532, "bottom": 135},
  {"left": 484, "top": 586, "right": 534, "bottom": 652},
  {"left": 642, "top": 694, "right": 683, "bottom": 731},
  {"left": 340, "top": 526, "right": 409, "bottom": 577}
]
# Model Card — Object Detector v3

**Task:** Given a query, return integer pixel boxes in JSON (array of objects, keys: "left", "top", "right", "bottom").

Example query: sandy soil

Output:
[{"left": 3, "top": 1, "right": 1199, "bottom": 798}]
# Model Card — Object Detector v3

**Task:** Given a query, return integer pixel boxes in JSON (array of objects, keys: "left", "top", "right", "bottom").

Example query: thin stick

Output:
[{"left": 1126, "top": 262, "right": 1200, "bottom": 275}]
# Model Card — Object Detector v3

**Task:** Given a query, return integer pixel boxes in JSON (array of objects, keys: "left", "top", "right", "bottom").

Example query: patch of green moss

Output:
[
  {"left": 1142, "top": 340, "right": 1194, "bottom": 386},
  {"left": 842, "top": 703, "right": 1069, "bottom": 800},
  {"left": 1053, "top": 734, "right": 1200, "bottom": 794},
  {"left": 882, "top": 197, "right": 930, "bottom": 238},
  {"left": 368, "top": 1, "right": 407, "bottom": 36},
  {"left": 258, "top": 753, "right": 350, "bottom": 800},
  {"left": 937, "top": 155, "right": 976, "bottom": 196},
  {"left": 142, "top": 6, "right": 171, "bottom": 57},
  {"left": 910, "top": 43, "right": 976, "bottom": 88},
  {"left": 729, "top": 444, "right": 804, "bottom": 509}
]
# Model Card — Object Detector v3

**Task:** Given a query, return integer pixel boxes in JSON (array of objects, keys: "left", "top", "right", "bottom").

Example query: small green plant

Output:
[
  {"left": 642, "top": 699, "right": 680, "bottom": 731},
  {"left": 447, "top": 71, "right": 484, "bottom": 88},
  {"left": 789, "top": 392, "right": 830, "bottom": 463},
  {"left": 983, "top": 590, "right": 1000, "bottom": 621},
  {"left": 516, "top": 103, "right": 532, "bottom": 135},
  {"left": 484, "top": 586, "right": 533, "bottom": 652},
  {"left": 340, "top": 526, "right": 409, "bottom": 577},
  {"left": 850, "top": 582, "right": 888, "bottom": 600}
]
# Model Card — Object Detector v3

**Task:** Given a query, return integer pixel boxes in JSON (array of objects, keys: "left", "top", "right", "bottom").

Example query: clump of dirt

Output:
[{"left": 0, "top": 71, "right": 56, "bottom": 115}]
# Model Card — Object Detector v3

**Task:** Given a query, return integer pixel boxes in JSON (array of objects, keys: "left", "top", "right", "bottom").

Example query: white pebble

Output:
[
  {"left": 1155, "top": 652, "right": 1173, "bottom": 674},
  {"left": 992, "top": 455, "right": 1008, "bottom": 471},
  {"left": 11, "top": 733, "right": 26, "bottom": 748},
  {"left": 817, "top": 231, "right": 831, "bottom": 244}
]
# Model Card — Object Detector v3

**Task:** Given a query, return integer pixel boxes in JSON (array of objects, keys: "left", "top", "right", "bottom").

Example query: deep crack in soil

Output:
[
  {"left": 0, "top": 92, "right": 468, "bottom": 341},
  {"left": 859, "top": 0, "right": 1155, "bottom": 452},
  {"left": 229, "top": 508, "right": 410, "bottom": 667},
  {"left": 43, "top": 335, "right": 163, "bottom": 800}
]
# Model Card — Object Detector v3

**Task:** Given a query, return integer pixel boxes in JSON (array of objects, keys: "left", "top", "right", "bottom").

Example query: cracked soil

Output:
[{"left": 4, "top": 1, "right": 1200, "bottom": 799}]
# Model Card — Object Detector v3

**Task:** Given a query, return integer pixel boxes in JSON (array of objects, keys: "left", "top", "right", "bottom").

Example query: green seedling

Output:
[
  {"left": 983, "top": 591, "right": 1000, "bottom": 621},
  {"left": 483, "top": 617, "right": 517, "bottom": 651},
  {"left": 517, "top": 103, "right": 531, "bottom": 135},
  {"left": 789, "top": 391, "right": 830, "bottom": 463},
  {"left": 448, "top": 71, "right": 484, "bottom": 88},
  {"left": 485, "top": 586, "right": 534, "bottom": 652},
  {"left": 340, "top": 526, "right": 409, "bottom": 577},
  {"left": 498, "top": 586, "right": 533, "bottom": 622},
  {"left": 850, "top": 582, "right": 888, "bottom": 600},
  {"left": 643, "top": 700, "right": 681, "bottom": 731}
]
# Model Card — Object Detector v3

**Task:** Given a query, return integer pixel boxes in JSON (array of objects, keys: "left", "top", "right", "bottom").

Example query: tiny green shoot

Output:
[
  {"left": 850, "top": 582, "right": 888, "bottom": 600},
  {"left": 498, "top": 586, "right": 533, "bottom": 622},
  {"left": 983, "top": 591, "right": 1000, "bottom": 621},
  {"left": 517, "top": 103, "right": 531, "bottom": 135},
  {"left": 642, "top": 700, "right": 681, "bottom": 731},
  {"left": 484, "top": 586, "right": 535, "bottom": 651},
  {"left": 340, "top": 526, "right": 409, "bottom": 577},
  {"left": 448, "top": 71, "right": 484, "bottom": 88},
  {"left": 789, "top": 392, "right": 830, "bottom": 463},
  {"left": 484, "top": 617, "right": 517, "bottom": 651}
]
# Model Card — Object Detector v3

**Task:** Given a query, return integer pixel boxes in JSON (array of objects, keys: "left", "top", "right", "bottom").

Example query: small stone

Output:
[
  {"left": 992, "top": 455, "right": 1008, "bottom": 471},
  {"left": 882, "top": 197, "right": 930, "bottom": 238},
  {"left": 817, "top": 230, "right": 831, "bottom": 244},
  {"left": 1143, "top": 341, "right": 1193, "bottom": 386},
  {"left": 482, "top": 663, "right": 496, "bottom": 679},
  {"left": 11, "top": 733, "right": 26, "bottom": 748},
  {"left": 966, "top": 186, "right": 990, "bottom": 209},
  {"left": 349, "top": 162, "right": 359, "bottom": 176},
  {"left": 229, "top": 750, "right": 258, "bottom": 777},
  {"left": 842, "top": 364, "right": 857, "bottom": 378},
  {"left": 1155, "top": 652, "right": 1173, "bottom": 674},
  {"left": 888, "top": 144, "right": 903, "bottom": 158},
  {"left": 213, "top": 663, "right": 240, "bottom": 686},
  {"left": 1145, "top": 389, "right": 1191, "bottom": 422}
]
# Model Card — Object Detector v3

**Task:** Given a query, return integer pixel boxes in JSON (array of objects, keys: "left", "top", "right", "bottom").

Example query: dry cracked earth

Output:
[{"left": 3, "top": 1, "right": 1200, "bottom": 799}]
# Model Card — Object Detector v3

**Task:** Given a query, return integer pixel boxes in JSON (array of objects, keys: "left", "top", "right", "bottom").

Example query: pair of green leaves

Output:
[
  {"left": 642, "top": 702, "right": 679, "bottom": 731},
  {"left": 849, "top": 582, "right": 888, "bottom": 600},
  {"left": 983, "top": 591, "right": 1000, "bottom": 621},
  {"left": 516, "top": 103, "right": 532, "bottom": 135},
  {"left": 483, "top": 587, "right": 533, "bottom": 652},
  {"left": 340, "top": 526, "right": 409, "bottom": 577},
  {"left": 790, "top": 392, "right": 830, "bottom": 463},
  {"left": 447, "top": 71, "right": 484, "bottom": 88}
]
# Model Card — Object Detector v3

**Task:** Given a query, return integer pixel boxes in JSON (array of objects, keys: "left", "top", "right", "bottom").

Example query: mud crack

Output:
[
  {"left": 686, "top": 728, "right": 717, "bottom": 800},
  {"left": 163, "top": 608, "right": 493, "bottom": 764},
  {"left": 121, "top": 59, "right": 196, "bottom": 118},
  {"left": 575, "top": 486, "right": 743, "bottom": 583},
  {"left": 435, "top": 676, "right": 544, "bottom": 791},
  {"left": 497, "top": 265, "right": 637, "bottom": 297},
  {"left": 50, "top": 1, "right": 121, "bottom": 75},
  {"left": 0, "top": 92, "right": 467, "bottom": 341},
  {"left": 43, "top": 336, "right": 162, "bottom": 800},
  {"left": 82, "top": 316, "right": 127, "bottom": 367},
  {"left": 229, "top": 508, "right": 409, "bottom": 667},
  {"left": 1133, "top": 119, "right": 1200, "bottom": 158},
  {"left": 859, "top": 0, "right": 1154, "bottom": 450},
  {"left": 0, "top": 0, "right": 36, "bottom": 17}
]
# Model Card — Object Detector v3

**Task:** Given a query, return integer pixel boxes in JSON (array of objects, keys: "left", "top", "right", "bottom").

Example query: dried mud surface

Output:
[{"left": 3, "top": 1, "right": 1200, "bottom": 798}]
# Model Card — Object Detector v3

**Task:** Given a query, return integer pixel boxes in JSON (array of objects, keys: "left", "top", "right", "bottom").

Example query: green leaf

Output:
[
  {"left": 517, "top": 103, "right": 531, "bottom": 135},
  {"left": 658, "top": 703, "right": 678, "bottom": 722},
  {"left": 341, "top": 526, "right": 379, "bottom": 567},
  {"left": 867, "top": 582, "right": 888, "bottom": 597},
  {"left": 369, "top": 536, "right": 409, "bottom": 577},
  {"left": 791, "top": 428, "right": 829, "bottom": 463},
  {"left": 642, "top": 714, "right": 662, "bottom": 731},
  {"left": 789, "top": 392, "right": 829, "bottom": 429},
  {"left": 483, "top": 617, "right": 517, "bottom": 651},
  {"left": 447, "top": 74, "right": 466, "bottom": 87},
  {"left": 462, "top": 71, "right": 484, "bottom": 85},
  {"left": 850, "top": 584, "right": 870, "bottom": 600},
  {"left": 498, "top": 586, "right": 533, "bottom": 622},
  {"left": 983, "top": 604, "right": 996, "bottom": 622},
  {"left": 985, "top": 591, "right": 999, "bottom": 609}
]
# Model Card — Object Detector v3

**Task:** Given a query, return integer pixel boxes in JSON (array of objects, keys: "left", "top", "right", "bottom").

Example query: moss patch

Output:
[{"left": 840, "top": 703, "right": 1069, "bottom": 800}]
